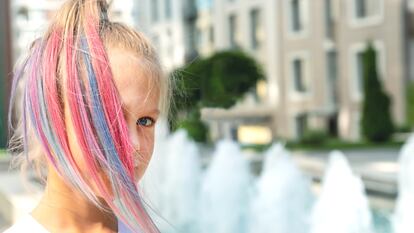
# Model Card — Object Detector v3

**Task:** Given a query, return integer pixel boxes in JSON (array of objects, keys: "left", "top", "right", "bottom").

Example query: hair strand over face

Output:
[{"left": 7, "top": 0, "right": 170, "bottom": 232}]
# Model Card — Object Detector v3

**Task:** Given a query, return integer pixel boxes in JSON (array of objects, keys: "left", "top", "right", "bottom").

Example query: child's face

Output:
[
  {"left": 109, "top": 49, "right": 160, "bottom": 180},
  {"left": 64, "top": 48, "right": 160, "bottom": 195}
]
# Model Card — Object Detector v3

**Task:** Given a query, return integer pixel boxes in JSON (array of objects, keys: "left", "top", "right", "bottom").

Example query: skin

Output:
[{"left": 31, "top": 48, "right": 160, "bottom": 233}]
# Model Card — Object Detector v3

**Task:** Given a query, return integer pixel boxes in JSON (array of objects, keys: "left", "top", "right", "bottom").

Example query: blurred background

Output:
[{"left": 2, "top": 0, "right": 414, "bottom": 232}]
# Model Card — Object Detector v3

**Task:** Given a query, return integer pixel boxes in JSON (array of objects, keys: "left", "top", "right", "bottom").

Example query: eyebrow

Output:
[
  {"left": 122, "top": 105, "right": 160, "bottom": 117},
  {"left": 149, "top": 109, "right": 160, "bottom": 116}
]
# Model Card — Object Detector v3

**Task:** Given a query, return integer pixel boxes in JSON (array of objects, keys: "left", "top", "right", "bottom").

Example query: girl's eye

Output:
[{"left": 136, "top": 117, "right": 155, "bottom": 127}]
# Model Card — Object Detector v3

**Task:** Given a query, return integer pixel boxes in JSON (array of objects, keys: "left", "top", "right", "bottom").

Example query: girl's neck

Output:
[{"left": 31, "top": 166, "right": 118, "bottom": 233}]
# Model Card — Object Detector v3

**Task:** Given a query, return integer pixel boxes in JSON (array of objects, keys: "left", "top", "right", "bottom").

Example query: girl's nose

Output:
[{"left": 129, "top": 126, "right": 141, "bottom": 151}]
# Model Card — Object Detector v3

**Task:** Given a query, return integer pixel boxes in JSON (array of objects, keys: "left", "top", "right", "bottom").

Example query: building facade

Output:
[
  {"left": 11, "top": 0, "right": 406, "bottom": 144},
  {"left": 0, "top": 0, "right": 13, "bottom": 147},
  {"left": 197, "top": 0, "right": 278, "bottom": 143},
  {"left": 277, "top": 0, "right": 408, "bottom": 141},
  {"left": 197, "top": 0, "right": 410, "bottom": 143},
  {"left": 134, "top": 0, "right": 198, "bottom": 71},
  {"left": 135, "top": 0, "right": 412, "bottom": 143},
  {"left": 10, "top": 0, "right": 136, "bottom": 63}
]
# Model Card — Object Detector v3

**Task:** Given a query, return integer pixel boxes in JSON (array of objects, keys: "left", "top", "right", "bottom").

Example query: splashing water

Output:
[
  {"left": 310, "top": 151, "right": 374, "bottom": 233},
  {"left": 140, "top": 120, "right": 170, "bottom": 229},
  {"left": 143, "top": 129, "right": 396, "bottom": 233},
  {"left": 199, "top": 140, "right": 252, "bottom": 233},
  {"left": 393, "top": 135, "right": 414, "bottom": 233},
  {"left": 142, "top": 129, "right": 201, "bottom": 232},
  {"left": 249, "top": 144, "right": 314, "bottom": 233}
]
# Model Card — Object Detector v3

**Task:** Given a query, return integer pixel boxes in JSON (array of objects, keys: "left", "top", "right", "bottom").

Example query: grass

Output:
[
  {"left": 241, "top": 138, "right": 404, "bottom": 153},
  {"left": 286, "top": 139, "right": 404, "bottom": 151}
]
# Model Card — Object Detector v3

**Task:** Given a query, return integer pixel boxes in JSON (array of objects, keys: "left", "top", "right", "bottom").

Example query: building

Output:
[
  {"left": 9, "top": 0, "right": 402, "bottom": 144},
  {"left": 275, "top": 0, "right": 408, "bottom": 141},
  {"left": 10, "top": 0, "right": 136, "bottom": 63},
  {"left": 137, "top": 0, "right": 413, "bottom": 143},
  {"left": 134, "top": 0, "right": 198, "bottom": 71},
  {"left": 0, "top": 0, "right": 13, "bottom": 147},
  {"left": 197, "top": 0, "right": 278, "bottom": 143},
  {"left": 3, "top": 0, "right": 138, "bottom": 147}
]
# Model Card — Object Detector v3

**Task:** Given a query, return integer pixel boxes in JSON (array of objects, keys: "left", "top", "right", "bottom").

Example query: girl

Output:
[{"left": 4, "top": 0, "right": 170, "bottom": 232}]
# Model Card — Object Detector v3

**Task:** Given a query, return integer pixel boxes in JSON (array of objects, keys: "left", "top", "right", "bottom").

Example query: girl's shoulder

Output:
[{"left": 3, "top": 215, "right": 49, "bottom": 233}]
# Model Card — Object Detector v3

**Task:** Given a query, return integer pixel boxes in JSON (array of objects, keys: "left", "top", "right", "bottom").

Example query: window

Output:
[
  {"left": 286, "top": 0, "right": 309, "bottom": 36},
  {"left": 356, "top": 51, "right": 365, "bottom": 94},
  {"left": 324, "top": 0, "right": 334, "bottom": 39},
  {"left": 289, "top": 52, "right": 311, "bottom": 97},
  {"left": 326, "top": 50, "right": 338, "bottom": 104},
  {"left": 17, "top": 6, "right": 29, "bottom": 20},
  {"left": 295, "top": 114, "right": 308, "bottom": 139},
  {"left": 353, "top": 0, "right": 381, "bottom": 19},
  {"left": 229, "top": 14, "right": 238, "bottom": 48},
  {"left": 356, "top": 0, "right": 366, "bottom": 18},
  {"left": 250, "top": 9, "right": 261, "bottom": 49},
  {"left": 293, "top": 59, "right": 307, "bottom": 92},
  {"left": 291, "top": 0, "right": 302, "bottom": 32},
  {"left": 151, "top": 0, "right": 159, "bottom": 22},
  {"left": 165, "top": 0, "right": 172, "bottom": 19},
  {"left": 209, "top": 26, "right": 214, "bottom": 44},
  {"left": 255, "top": 80, "right": 268, "bottom": 102}
]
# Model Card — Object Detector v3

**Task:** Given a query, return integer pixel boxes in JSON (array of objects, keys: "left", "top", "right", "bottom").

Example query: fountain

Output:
[
  {"left": 393, "top": 135, "right": 414, "bottom": 233},
  {"left": 140, "top": 120, "right": 171, "bottom": 230},
  {"left": 310, "top": 151, "right": 374, "bottom": 233},
  {"left": 248, "top": 144, "right": 314, "bottom": 233},
  {"left": 141, "top": 127, "right": 398, "bottom": 233},
  {"left": 141, "top": 128, "right": 202, "bottom": 233},
  {"left": 199, "top": 140, "right": 252, "bottom": 233}
]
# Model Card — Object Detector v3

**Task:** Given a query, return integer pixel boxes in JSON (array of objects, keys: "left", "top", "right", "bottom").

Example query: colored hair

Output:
[{"left": 7, "top": 0, "right": 170, "bottom": 232}]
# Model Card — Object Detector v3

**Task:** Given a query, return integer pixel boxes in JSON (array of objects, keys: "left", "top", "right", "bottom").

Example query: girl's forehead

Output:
[
  {"left": 107, "top": 49, "right": 160, "bottom": 110},
  {"left": 108, "top": 49, "right": 158, "bottom": 86}
]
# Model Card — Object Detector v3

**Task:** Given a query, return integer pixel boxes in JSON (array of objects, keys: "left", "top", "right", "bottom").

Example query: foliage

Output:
[
  {"left": 406, "top": 82, "right": 414, "bottom": 127},
  {"left": 394, "top": 124, "right": 412, "bottom": 133},
  {"left": 170, "top": 50, "right": 264, "bottom": 141},
  {"left": 200, "top": 51, "right": 265, "bottom": 108},
  {"left": 300, "top": 130, "right": 329, "bottom": 145},
  {"left": 177, "top": 118, "right": 209, "bottom": 143},
  {"left": 286, "top": 139, "right": 403, "bottom": 151},
  {"left": 361, "top": 43, "right": 394, "bottom": 142}
]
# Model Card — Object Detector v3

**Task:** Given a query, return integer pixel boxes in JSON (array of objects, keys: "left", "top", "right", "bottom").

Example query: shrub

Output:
[
  {"left": 170, "top": 50, "right": 264, "bottom": 142},
  {"left": 406, "top": 82, "right": 414, "bottom": 127},
  {"left": 361, "top": 43, "right": 394, "bottom": 142},
  {"left": 177, "top": 118, "right": 209, "bottom": 143},
  {"left": 300, "top": 130, "right": 329, "bottom": 145}
]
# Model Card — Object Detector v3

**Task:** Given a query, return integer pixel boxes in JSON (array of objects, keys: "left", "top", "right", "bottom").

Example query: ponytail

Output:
[{"left": 8, "top": 0, "right": 162, "bottom": 232}]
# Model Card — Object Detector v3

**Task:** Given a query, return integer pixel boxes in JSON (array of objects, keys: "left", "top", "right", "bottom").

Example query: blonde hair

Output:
[
  {"left": 8, "top": 0, "right": 170, "bottom": 231},
  {"left": 9, "top": 0, "right": 171, "bottom": 179}
]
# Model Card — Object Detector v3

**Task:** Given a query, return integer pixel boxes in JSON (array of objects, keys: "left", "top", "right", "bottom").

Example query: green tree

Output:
[
  {"left": 406, "top": 82, "right": 414, "bottom": 128},
  {"left": 171, "top": 50, "right": 264, "bottom": 142},
  {"left": 361, "top": 43, "right": 394, "bottom": 142},
  {"left": 200, "top": 51, "right": 265, "bottom": 108}
]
